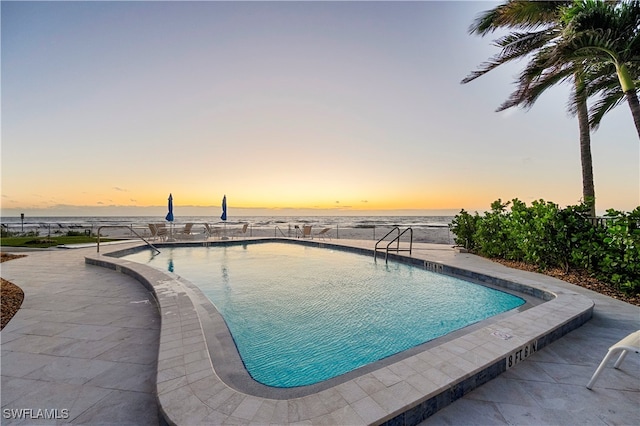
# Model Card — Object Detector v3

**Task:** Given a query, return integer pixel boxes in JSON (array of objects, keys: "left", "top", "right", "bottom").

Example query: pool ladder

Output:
[
  {"left": 97, "top": 225, "right": 161, "bottom": 255},
  {"left": 374, "top": 226, "right": 413, "bottom": 263}
]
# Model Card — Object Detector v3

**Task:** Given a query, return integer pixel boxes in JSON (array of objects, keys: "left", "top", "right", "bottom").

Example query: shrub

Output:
[
  {"left": 474, "top": 199, "right": 516, "bottom": 259},
  {"left": 66, "top": 230, "right": 85, "bottom": 237},
  {"left": 508, "top": 199, "right": 564, "bottom": 270},
  {"left": 450, "top": 199, "right": 640, "bottom": 296},
  {"left": 598, "top": 208, "right": 640, "bottom": 293},
  {"left": 449, "top": 209, "right": 479, "bottom": 250}
]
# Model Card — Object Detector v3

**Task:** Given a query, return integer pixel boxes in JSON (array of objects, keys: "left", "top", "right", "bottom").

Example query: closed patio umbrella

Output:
[
  {"left": 166, "top": 193, "right": 174, "bottom": 240},
  {"left": 221, "top": 195, "right": 227, "bottom": 238},
  {"left": 166, "top": 193, "right": 174, "bottom": 222}
]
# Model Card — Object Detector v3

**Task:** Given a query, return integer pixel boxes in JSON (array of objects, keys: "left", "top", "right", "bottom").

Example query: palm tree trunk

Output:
[
  {"left": 624, "top": 89, "right": 640, "bottom": 139},
  {"left": 575, "top": 78, "right": 596, "bottom": 217},
  {"left": 616, "top": 63, "right": 640, "bottom": 139}
]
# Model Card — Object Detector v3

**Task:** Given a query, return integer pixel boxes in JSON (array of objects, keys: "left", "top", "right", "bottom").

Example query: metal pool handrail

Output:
[
  {"left": 274, "top": 226, "right": 289, "bottom": 237},
  {"left": 97, "top": 225, "right": 160, "bottom": 255},
  {"left": 375, "top": 226, "right": 400, "bottom": 255},
  {"left": 374, "top": 226, "right": 413, "bottom": 263}
]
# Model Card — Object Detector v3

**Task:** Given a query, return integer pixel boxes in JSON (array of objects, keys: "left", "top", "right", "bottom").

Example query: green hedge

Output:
[{"left": 449, "top": 199, "right": 640, "bottom": 295}]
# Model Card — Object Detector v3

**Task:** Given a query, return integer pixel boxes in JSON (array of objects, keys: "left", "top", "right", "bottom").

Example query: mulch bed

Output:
[
  {"left": 1, "top": 253, "right": 26, "bottom": 330},
  {"left": 492, "top": 258, "right": 640, "bottom": 307}
]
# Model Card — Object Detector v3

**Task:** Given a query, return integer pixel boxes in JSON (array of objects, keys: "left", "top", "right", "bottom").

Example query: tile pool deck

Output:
[{"left": 1, "top": 239, "right": 638, "bottom": 425}]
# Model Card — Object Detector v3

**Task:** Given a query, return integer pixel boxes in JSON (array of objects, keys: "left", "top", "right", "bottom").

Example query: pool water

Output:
[{"left": 124, "top": 242, "right": 524, "bottom": 387}]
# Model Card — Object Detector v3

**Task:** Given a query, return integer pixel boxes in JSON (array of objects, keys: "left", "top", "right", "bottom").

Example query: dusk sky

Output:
[{"left": 2, "top": 0, "right": 638, "bottom": 217}]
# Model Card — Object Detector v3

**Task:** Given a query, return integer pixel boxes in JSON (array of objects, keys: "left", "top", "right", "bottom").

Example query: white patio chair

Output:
[
  {"left": 204, "top": 223, "right": 221, "bottom": 240},
  {"left": 231, "top": 223, "right": 249, "bottom": 239},
  {"left": 587, "top": 330, "right": 640, "bottom": 389},
  {"left": 316, "top": 227, "right": 331, "bottom": 240}
]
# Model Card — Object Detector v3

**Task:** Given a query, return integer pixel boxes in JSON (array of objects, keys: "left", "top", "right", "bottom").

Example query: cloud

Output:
[
  {"left": 113, "top": 187, "right": 128, "bottom": 192},
  {"left": 361, "top": 200, "right": 368, "bottom": 203},
  {"left": 97, "top": 201, "right": 104, "bottom": 205}
]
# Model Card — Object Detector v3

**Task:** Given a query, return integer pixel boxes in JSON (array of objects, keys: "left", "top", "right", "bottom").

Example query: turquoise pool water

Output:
[{"left": 123, "top": 242, "right": 525, "bottom": 387}]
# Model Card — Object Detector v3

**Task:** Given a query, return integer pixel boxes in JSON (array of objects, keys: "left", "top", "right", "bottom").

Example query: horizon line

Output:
[{"left": 0, "top": 206, "right": 466, "bottom": 218}]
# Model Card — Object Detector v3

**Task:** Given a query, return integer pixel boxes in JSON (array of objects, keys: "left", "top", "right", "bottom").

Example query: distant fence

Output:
[
  {"left": 589, "top": 217, "right": 615, "bottom": 227},
  {"left": 0, "top": 221, "right": 455, "bottom": 245},
  {"left": 0, "top": 222, "right": 140, "bottom": 239},
  {"left": 9, "top": 216, "right": 634, "bottom": 243},
  {"left": 589, "top": 216, "right": 639, "bottom": 228}
]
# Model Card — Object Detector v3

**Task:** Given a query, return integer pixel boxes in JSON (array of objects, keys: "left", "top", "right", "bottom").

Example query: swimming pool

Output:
[
  {"left": 123, "top": 242, "right": 524, "bottom": 387},
  {"left": 88, "top": 239, "right": 595, "bottom": 424}
]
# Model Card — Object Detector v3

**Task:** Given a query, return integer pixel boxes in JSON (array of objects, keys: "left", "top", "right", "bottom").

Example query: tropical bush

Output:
[
  {"left": 450, "top": 199, "right": 640, "bottom": 295},
  {"left": 598, "top": 208, "right": 640, "bottom": 294},
  {"left": 66, "top": 230, "right": 87, "bottom": 237},
  {"left": 448, "top": 209, "right": 480, "bottom": 252},
  {"left": 0, "top": 229, "right": 39, "bottom": 238}
]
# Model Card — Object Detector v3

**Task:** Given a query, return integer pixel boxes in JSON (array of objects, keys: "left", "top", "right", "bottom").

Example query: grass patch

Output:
[{"left": 0, "top": 236, "right": 115, "bottom": 248}]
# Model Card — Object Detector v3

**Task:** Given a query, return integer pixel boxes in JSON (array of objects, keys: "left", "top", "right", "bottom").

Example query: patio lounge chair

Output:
[
  {"left": 316, "top": 227, "right": 331, "bottom": 240},
  {"left": 204, "top": 223, "right": 221, "bottom": 240},
  {"left": 149, "top": 223, "right": 168, "bottom": 241},
  {"left": 148, "top": 223, "right": 159, "bottom": 240},
  {"left": 587, "top": 330, "right": 640, "bottom": 389},
  {"left": 156, "top": 223, "right": 169, "bottom": 241},
  {"left": 232, "top": 223, "right": 249, "bottom": 239},
  {"left": 175, "top": 223, "right": 194, "bottom": 240},
  {"left": 296, "top": 225, "right": 312, "bottom": 238}
]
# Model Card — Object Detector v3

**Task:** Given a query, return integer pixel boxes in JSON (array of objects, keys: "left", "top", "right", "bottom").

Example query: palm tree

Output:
[
  {"left": 494, "top": 2, "right": 640, "bottom": 216},
  {"left": 493, "top": 37, "right": 601, "bottom": 212},
  {"left": 561, "top": 0, "right": 640, "bottom": 138},
  {"left": 462, "top": 1, "right": 597, "bottom": 215}
]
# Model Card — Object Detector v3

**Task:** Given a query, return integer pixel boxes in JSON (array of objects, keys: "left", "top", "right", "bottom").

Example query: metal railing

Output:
[
  {"left": 374, "top": 226, "right": 413, "bottom": 263},
  {"left": 97, "top": 225, "right": 160, "bottom": 255},
  {"left": 274, "top": 226, "right": 289, "bottom": 237}
]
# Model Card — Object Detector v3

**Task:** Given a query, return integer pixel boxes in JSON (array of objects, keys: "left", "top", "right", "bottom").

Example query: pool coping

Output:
[{"left": 85, "top": 238, "right": 594, "bottom": 425}]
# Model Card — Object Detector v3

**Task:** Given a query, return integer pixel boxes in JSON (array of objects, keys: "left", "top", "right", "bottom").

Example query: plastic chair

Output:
[
  {"left": 148, "top": 224, "right": 159, "bottom": 240},
  {"left": 234, "top": 223, "right": 249, "bottom": 238},
  {"left": 316, "top": 228, "right": 331, "bottom": 240},
  {"left": 586, "top": 330, "right": 640, "bottom": 389},
  {"left": 150, "top": 223, "right": 168, "bottom": 241},
  {"left": 299, "top": 225, "right": 312, "bottom": 238},
  {"left": 204, "top": 223, "right": 220, "bottom": 240},
  {"left": 175, "top": 223, "right": 194, "bottom": 239}
]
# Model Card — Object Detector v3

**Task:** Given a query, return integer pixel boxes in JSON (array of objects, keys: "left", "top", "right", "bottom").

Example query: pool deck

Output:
[{"left": 1, "top": 239, "right": 638, "bottom": 425}]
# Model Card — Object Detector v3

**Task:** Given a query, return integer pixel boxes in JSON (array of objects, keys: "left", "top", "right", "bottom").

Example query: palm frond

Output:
[
  {"left": 469, "top": 0, "right": 569, "bottom": 35},
  {"left": 588, "top": 87, "right": 627, "bottom": 129},
  {"left": 461, "top": 31, "right": 556, "bottom": 84},
  {"left": 498, "top": 62, "right": 575, "bottom": 111},
  {"left": 465, "top": 0, "right": 640, "bottom": 133},
  {"left": 493, "top": 30, "right": 558, "bottom": 57}
]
